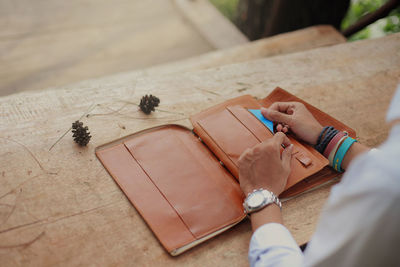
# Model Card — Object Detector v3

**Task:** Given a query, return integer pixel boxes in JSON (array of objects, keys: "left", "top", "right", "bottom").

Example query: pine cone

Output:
[
  {"left": 139, "top": 94, "right": 160, "bottom": 114},
  {"left": 72, "top": 120, "right": 91, "bottom": 146}
]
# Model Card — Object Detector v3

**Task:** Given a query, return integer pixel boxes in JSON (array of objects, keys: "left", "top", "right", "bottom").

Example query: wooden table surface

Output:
[
  {"left": 0, "top": 33, "right": 399, "bottom": 266},
  {"left": 0, "top": 0, "right": 246, "bottom": 96}
]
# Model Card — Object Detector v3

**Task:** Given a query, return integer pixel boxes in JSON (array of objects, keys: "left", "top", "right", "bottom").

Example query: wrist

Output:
[
  {"left": 315, "top": 127, "right": 362, "bottom": 172},
  {"left": 310, "top": 125, "right": 324, "bottom": 145},
  {"left": 250, "top": 204, "right": 283, "bottom": 231}
]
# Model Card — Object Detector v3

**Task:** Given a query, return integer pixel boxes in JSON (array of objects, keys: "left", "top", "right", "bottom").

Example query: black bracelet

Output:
[
  {"left": 316, "top": 126, "right": 331, "bottom": 146},
  {"left": 315, "top": 126, "right": 338, "bottom": 154},
  {"left": 318, "top": 128, "right": 339, "bottom": 153}
]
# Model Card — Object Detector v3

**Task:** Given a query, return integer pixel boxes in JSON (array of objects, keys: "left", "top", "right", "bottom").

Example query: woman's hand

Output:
[
  {"left": 261, "top": 102, "right": 323, "bottom": 145},
  {"left": 238, "top": 132, "right": 293, "bottom": 196}
]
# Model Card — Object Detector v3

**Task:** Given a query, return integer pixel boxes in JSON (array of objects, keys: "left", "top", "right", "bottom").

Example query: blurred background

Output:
[
  {"left": 212, "top": 0, "right": 400, "bottom": 40},
  {"left": 1, "top": 0, "right": 399, "bottom": 97}
]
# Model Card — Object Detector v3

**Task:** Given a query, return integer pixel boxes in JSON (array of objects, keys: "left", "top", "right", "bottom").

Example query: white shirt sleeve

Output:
[
  {"left": 248, "top": 131, "right": 400, "bottom": 267},
  {"left": 249, "top": 223, "right": 304, "bottom": 267},
  {"left": 303, "top": 128, "right": 400, "bottom": 267}
]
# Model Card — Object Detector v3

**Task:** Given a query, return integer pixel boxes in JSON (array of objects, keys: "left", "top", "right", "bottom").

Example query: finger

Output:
[
  {"left": 238, "top": 148, "right": 252, "bottom": 163},
  {"left": 261, "top": 107, "right": 292, "bottom": 125},
  {"left": 273, "top": 132, "right": 291, "bottom": 148},
  {"left": 281, "top": 144, "right": 293, "bottom": 169},
  {"left": 282, "top": 124, "right": 290, "bottom": 132},
  {"left": 286, "top": 107, "right": 295, "bottom": 115},
  {"left": 276, "top": 124, "right": 283, "bottom": 132},
  {"left": 268, "top": 102, "right": 296, "bottom": 113},
  {"left": 273, "top": 132, "right": 292, "bottom": 148}
]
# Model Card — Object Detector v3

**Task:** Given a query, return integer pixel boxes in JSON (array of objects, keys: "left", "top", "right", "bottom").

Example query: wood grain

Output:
[
  {"left": 56, "top": 25, "right": 346, "bottom": 95},
  {"left": 0, "top": 33, "right": 399, "bottom": 266},
  {"left": 0, "top": 0, "right": 217, "bottom": 96}
]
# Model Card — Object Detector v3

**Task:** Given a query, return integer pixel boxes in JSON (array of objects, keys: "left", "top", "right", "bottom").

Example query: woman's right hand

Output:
[{"left": 261, "top": 102, "right": 323, "bottom": 145}]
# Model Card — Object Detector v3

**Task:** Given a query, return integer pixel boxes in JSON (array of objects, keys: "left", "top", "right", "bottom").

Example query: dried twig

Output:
[
  {"left": 0, "top": 175, "right": 40, "bottom": 201},
  {"left": 194, "top": 87, "right": 221, "bottom": 96},
  {"left": 114, "top": 100, "right": 186, "bottom": 116},
  {"left": 0, "top": 191, "right": 20, "bottom": 225},
  {"left": 0, "top": 231, "right": 45, "bottom": 249},
  {"left": 86, "top": 103, "right": 131, "bottom": 118},
  {"left": 88, "top": 102, "right": 186, "bottom": 118},
  {"left": 0, "top": 138, "right": 56, "bottom": 175}
]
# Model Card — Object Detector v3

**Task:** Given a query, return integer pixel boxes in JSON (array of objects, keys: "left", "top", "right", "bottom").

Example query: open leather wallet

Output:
[{"left": 95, "top": 87, "right": 356, "bottom": 256}]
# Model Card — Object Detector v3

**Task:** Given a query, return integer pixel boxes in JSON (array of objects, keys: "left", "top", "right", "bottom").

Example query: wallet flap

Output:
[
  {"left": 96, "top": 125, "right": 245, "bottom": 254},
  {"left": 96, "top": 142, "right": 195, "bottom": 251},
  {"left": 259, "top": 87, "right": 356, "bottom": 137},
  {"left": 258, "top": 87, "right": 356, "bottom": 198}
]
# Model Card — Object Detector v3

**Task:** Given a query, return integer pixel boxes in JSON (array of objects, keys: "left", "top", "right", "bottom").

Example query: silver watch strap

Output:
[
  {"left": 243, "top": 188, "right": 282, "bottom": 214},
  {"left": 264, "top": 189, "right": 282, "bottom": 209}
]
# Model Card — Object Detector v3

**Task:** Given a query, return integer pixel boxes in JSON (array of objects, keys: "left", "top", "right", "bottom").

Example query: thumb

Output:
[
  {"left": 261, "top": 107, "right": 292, "bottom": 125},
  {"left": 281, "top": 144, "right": 293, "bottom": 170}
]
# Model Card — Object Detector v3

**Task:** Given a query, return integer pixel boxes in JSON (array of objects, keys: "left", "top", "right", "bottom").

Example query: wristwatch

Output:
[{"left": 243, "top": 189, "right": 282, "bottom": 214}]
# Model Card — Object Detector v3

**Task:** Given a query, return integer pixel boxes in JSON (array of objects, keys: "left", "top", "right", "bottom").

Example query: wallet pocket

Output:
[
  {"left": 197, "top": 108, "right": 260, "bottom": 170},
  {"left": 197, "top": 106, "right": 273, "bottom": 178},
  {"left": 226, "top": 105, "right": 274, "bottom": 141},
  {"left": 123, "top": 126, "right": 244, "bottom": 239}
]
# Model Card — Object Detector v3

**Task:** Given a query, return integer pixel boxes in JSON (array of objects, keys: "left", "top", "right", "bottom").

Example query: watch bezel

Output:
[
  {"left": 246, "top": 190, "right": 266, "bottom": 209},
  {"left": 243, "top": 189, "right": 279, "bottom": 214}
]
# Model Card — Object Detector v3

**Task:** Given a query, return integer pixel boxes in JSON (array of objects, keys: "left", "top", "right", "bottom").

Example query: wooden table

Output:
[{"left": 1, "top": 33, "right": 399, "bottom": 266}]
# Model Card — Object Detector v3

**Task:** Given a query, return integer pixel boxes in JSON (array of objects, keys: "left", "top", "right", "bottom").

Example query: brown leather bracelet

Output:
[{"left": 323, "top": 131, "right": 346, "bottom": 158}]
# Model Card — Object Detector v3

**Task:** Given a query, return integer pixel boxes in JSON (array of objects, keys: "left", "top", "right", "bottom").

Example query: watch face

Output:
[{"left": 247, "top": 191, "right": 265, "bottom": 208}]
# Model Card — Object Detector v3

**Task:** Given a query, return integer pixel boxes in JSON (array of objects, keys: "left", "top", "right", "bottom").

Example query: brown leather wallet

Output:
[{"left": 95, "top": 87, "right": 355, "bottom": 256}]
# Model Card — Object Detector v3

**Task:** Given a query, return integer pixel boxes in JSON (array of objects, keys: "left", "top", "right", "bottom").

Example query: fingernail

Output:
[{"left": 261, "top": 107, "right": 268, "bottom": 112}]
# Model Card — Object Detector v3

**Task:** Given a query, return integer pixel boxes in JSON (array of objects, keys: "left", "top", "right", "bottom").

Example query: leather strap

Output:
[
  {"left": 323, "top": 131, "right": 346, "bottom": 158},
  {"left": 328, "top": 135, "right": 347, "bottom": 166}
]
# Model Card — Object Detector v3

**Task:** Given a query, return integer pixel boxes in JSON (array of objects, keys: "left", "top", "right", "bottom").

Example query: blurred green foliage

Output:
[
  {"left": 341, "top": 0, "right": 400, "bottom": 41},
  {"left": 383, "top": 6, "right": 400, "bottom": 33},
  {"left": 342, "top": 0, "right": 383, "bottom": 29},
  {"left": 209, "top": 0, "right": 239, "bottom": 21},
  {"left": 210, "top": 0, "right": 400, "bottom": 41}
]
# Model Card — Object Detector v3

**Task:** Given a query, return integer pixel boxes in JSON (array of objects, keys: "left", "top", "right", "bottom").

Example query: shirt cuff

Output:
[{"left": 249, "top": 223, "right": 303, "bottom": 267}]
